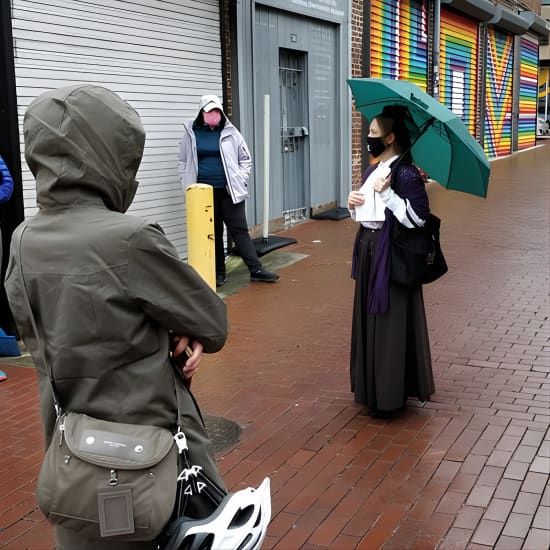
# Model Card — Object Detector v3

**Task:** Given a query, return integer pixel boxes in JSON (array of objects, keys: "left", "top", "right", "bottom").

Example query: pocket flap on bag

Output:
[{"left": 63, "top": 412, "right": 174, "bottom": 470}]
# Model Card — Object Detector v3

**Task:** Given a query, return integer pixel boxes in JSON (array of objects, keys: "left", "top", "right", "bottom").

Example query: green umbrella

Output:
[{"left": 347, "top": 78, "right": 490, "bottom": 198}]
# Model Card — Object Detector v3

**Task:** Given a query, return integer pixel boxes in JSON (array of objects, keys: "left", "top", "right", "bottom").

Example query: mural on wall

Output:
[
  {"left": 440, "top": 9, "right": 478, "bottom": 137},
  {"left": 518, "top": 35, "right": 539, "bottom": 150},
  {"left": 370, "top": 0, "right": 428, "bottom": 90},
  {"left": 484, "top": 27, "right": 514, "bottom": 157}
]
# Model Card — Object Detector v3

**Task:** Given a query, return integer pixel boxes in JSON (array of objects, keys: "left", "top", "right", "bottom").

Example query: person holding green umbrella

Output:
[{"left": 348, "top": 105, "right": 434, "bottom": 418}]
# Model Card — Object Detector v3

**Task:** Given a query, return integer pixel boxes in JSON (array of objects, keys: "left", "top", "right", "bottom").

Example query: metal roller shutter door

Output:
[
  {"left": 517, "top": 34, "right": 539, "bottom": 150},
  {"left": 484, "top": 26, "right": 514, "bottom": 157},
  {"left": 12, "top": 0, "right": 222, "bottom": 257},
  {"left": 440, "top": 8, "right": 479, "bottom": 137},
  {"left": 370, "top": 0, "right": 428, "bottom": 90}
]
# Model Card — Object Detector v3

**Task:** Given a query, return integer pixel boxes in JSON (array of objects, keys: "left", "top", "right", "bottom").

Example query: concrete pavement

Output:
[{"left": 1, "top": 143, "right": 549, "bottom": 549}]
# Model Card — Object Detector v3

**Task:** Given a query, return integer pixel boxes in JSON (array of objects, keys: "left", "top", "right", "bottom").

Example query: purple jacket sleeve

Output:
[
  {"left": 391, "top": 164, "right": 429, "bottom": 222},
  {"left": 0, "top": 156, "right": 14, "bottom": 203}
]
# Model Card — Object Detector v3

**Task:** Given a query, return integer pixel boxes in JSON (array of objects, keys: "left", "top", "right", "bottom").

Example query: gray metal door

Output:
[{"left": 279, "top": 49, "right": 308, "bottom": 223}]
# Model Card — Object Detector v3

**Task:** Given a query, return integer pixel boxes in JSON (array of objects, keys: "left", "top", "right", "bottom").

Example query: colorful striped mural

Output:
[
  {"left": 518, "top": 35, "right": 539, "bottom": 150},
  {"left": 484, "top": 27, "right": 514, "bottom": 157},
  {"left": 370, "top": 0, "right": 428, "bottom": 90},
  {"left": 440, "top": 9, "right": 478, "bottom": 137}
]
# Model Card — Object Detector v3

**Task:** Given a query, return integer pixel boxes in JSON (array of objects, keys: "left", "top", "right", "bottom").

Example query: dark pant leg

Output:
[
  {"left": 213, "top": 189, "right": 227, "bottom": 277},
  {"left": 219, "top": 194, "right": 262, "bottom": 273}
]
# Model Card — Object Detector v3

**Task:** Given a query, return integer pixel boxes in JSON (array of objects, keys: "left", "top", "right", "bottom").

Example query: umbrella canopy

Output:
[{"left": 348, "top": 78, "right": 490, "bottom": 198}]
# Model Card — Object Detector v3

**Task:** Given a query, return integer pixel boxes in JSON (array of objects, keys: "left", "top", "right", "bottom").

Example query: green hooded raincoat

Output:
[{"left": 5, "top": 84, "right": 227, "bottom": 550}]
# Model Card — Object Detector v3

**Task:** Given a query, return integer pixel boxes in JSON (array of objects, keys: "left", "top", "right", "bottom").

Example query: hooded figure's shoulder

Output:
[{"left": 127, "top": 220, "right": 176, "bottom": 254}]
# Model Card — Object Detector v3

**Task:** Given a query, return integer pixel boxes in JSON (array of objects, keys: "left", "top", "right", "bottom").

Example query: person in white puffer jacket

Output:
[{"left": 178, "top": 95, "right": 279, "bottom": 287}]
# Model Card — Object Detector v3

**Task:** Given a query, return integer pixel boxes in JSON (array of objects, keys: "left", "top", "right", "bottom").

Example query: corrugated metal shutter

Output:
[
  {"left": 440, "top": 8, "right": 479, "bottom": 137},
  {"left": 517, "top": 34, "right": 538, "bottom": 150},
  {"left": 11, "top": 0, "right": 222, "bottom": 257},
  {"left": 484, "top": 26, "right": 514, "bottom": 157},
  {"left": 370, "top": 0, "right": 428, "bottom": 90}
]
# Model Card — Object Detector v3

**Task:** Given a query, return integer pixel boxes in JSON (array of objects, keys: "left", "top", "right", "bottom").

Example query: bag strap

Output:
[
  {"left": 15, "top": 225, "right": 63, "bottom": 416},
  {"left": 15, "top": 224, "right": 186, "bottom": 425}
]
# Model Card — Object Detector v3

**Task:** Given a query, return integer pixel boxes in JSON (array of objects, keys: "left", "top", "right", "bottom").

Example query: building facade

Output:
[
  {"left": 346, "top": 0, "right": 549, "bottom": 187},
  {"left": 223, "top": 0, "right": 353, "bottom": 232},
  {"left": 539, "top": 0, "right": 550, "bottom": 123},
  {"left": 2, "top": 0, "right": 549, "bottom": 262},
  {"left": 3, "top": 0, "right": 224, "bottom": 258}
]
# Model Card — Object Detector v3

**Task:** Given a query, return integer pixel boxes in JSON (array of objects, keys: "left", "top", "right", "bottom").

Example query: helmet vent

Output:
[
  {"left": 236, "top": 533, "right": 253, "bottom": 550},
  {"left": 229, "top": 505, "right": 254, "bottom": 529}
]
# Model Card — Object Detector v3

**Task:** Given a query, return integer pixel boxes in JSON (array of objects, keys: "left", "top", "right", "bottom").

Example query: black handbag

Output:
[{"left": 391, "top": 213, "right": 448, "bottom": 288}]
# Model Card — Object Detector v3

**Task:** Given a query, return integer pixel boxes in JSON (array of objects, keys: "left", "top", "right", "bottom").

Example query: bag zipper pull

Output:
[
  {"left": 174, "top": 429, "right": 188, "bottom": 454},
  {"left": 109, "top": 469, "right": 118, "bottom": 486},
  {"left": 58, "top": 418, "right": 65, "bottom": 446}
]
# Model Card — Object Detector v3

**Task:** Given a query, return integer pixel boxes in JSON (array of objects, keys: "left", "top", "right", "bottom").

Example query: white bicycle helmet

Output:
[{"left": 161, "top": 477, "right": 271, "bottom": 550}]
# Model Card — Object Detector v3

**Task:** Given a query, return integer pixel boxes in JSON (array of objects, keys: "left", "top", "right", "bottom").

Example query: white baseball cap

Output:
[{"left": 199, "top": 94, "right": 224, "bottom": 113}]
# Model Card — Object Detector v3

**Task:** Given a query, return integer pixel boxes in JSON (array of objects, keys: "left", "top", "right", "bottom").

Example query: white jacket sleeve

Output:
[
  {"left": 378, "top": 188, "right": 426, "bottom": 228},
  {"left": 178, "top": 135, "right": 189, "bottom": 189},
  {"left": 237, "top": 134, "right": 252, "bottom": 182},
  {"left": 178, "top": 132, "right": 191, "bottom": 189}
]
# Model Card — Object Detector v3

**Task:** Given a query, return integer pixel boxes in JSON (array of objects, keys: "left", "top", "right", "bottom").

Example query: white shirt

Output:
[{"left": 350, "top": 156, "right": 426, "bottom": 229}]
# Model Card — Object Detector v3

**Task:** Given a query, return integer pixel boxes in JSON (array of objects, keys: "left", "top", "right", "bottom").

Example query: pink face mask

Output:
[{"left": 203, "top": 110, "right": 222, "bottom": 127}]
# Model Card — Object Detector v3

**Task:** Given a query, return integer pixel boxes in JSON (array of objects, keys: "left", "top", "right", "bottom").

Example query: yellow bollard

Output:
[{"left": 186, "top": 184, "right": 215, "bottom": 290}]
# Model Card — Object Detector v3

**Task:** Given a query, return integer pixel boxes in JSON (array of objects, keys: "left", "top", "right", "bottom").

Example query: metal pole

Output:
[{"left": 263, "top": 94, "right": 270, "bottom": 240}]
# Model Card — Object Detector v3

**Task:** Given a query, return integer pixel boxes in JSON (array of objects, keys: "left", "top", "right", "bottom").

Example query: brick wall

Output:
[
  {"left": 221, "top": 0, "right": 233, "bottom": 120},
  {"left": 351, "top": 0, "right": 365, "bottom": 190}
]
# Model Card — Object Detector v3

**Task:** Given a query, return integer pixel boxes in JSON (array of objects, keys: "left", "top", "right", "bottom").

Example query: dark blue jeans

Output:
[{"left": 213, "top": 188, "right": 262, "bottom": 276}]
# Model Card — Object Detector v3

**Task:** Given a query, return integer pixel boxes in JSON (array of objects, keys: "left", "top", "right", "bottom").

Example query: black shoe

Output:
[
  {"left": 250, "top": 268, "right": 279, "bottom": 283},
  {"left": 216, "top": 274, "right": 227, "bottom": 287}
]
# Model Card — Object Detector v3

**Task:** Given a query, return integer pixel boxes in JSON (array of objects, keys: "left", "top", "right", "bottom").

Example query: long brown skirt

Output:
[{"left": 350, "top": 226, "right": 434, "bottom": 411}]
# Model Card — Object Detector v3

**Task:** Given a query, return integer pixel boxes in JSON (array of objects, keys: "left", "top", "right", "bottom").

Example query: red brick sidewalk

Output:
[{"left": 1, "top": 143, "right": 549, "bottom": 549}]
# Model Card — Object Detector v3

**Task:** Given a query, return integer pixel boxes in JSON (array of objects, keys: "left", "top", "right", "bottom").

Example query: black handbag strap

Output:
[{"left": 14, "top": 224, "right": 186, "bottom": 426}]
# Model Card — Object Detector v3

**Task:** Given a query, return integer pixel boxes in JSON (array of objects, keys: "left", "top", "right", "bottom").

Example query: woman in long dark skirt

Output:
[{"left": 348, "top": 106, "right": 434, "bottom": 417}]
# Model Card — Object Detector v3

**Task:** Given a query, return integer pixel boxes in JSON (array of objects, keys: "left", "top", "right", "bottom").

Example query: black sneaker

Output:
[
  {"left": 250, "top": 268, "right": 279, "bottom": 283},
  {"left": 216, "top": 274, "right": 227, "bottom": 287}
]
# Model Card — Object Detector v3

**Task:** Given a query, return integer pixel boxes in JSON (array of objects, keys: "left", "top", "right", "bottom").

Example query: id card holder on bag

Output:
[{"left": 98, "top": 485, "right": 135, "bottom": 537}]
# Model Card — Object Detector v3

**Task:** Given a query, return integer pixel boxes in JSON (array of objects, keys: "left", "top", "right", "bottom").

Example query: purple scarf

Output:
[{"left": 351, "top": 161, "right": 429, "bottom": 315}]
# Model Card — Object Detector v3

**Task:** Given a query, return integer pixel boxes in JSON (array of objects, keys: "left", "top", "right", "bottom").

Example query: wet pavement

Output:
[{"left": 1, "top": 143, "right": 549, "bottom": 549}]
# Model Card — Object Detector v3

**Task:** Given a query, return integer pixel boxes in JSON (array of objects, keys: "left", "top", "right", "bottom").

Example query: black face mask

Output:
[{"left": 366, "top": 136, "right": 387, "bottom": 158}]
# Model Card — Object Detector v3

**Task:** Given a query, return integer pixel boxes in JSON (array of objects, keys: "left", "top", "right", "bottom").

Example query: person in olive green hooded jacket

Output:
[{"left": 5, "top": 84, "right": 228, "bottom": 550}]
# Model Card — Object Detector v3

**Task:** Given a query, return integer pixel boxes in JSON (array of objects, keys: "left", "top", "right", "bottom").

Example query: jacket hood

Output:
[
  {"left": 198, "top": 94, "right": 224, "bottom": 113},
  {"left": 24, "top": 84, "right": 145, "bottom": 212},
  {"left": 192, "top": 98, "right": 229, "bottom": 128}
]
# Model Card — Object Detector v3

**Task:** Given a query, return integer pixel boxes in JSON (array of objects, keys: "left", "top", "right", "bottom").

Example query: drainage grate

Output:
[
  {"left": 283, "top": 207, "right": 307, "bottom": 227},
  {"left": 203, "top": 414, "right": 241, "bottom": 454}
]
